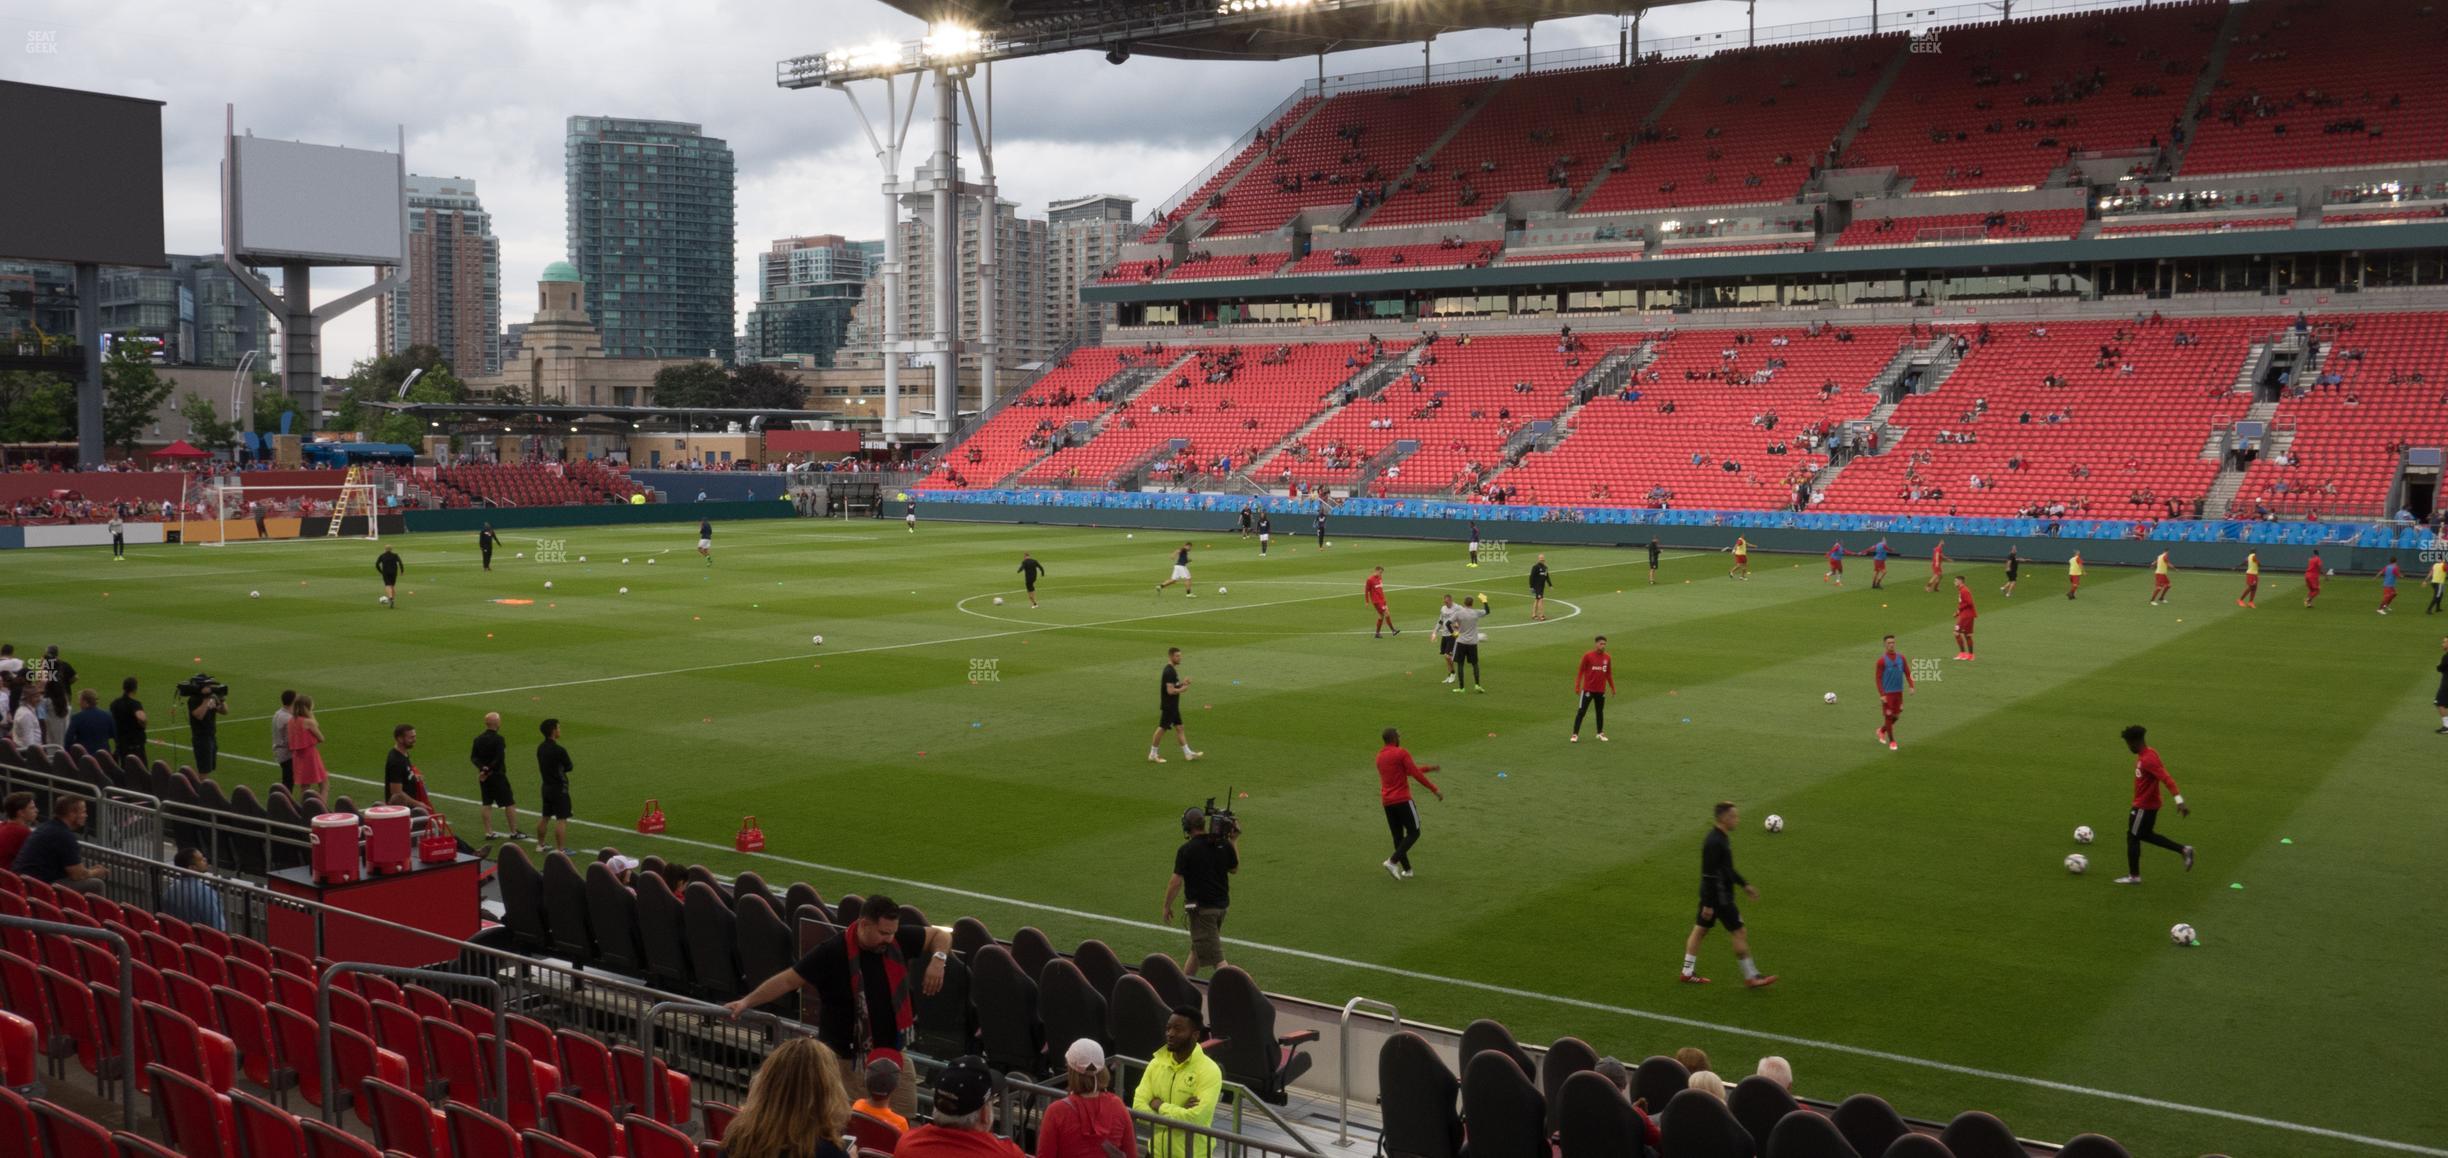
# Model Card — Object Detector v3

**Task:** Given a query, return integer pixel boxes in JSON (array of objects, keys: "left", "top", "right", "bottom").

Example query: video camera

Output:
[
  {"left": 1199, "top": 790, "right": 1240, "bottom": 839},
  {"left": 175, "top": 673, "right": 229, "bottom": 702}
]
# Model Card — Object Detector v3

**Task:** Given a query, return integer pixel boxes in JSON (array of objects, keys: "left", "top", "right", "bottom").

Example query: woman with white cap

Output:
[{"left": 1035, "top": 1039, "right": 1139, "bottom": 1158}]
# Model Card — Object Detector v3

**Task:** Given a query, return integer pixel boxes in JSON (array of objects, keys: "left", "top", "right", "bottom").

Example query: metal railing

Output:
[
  {"left": 637, "top": 1000, "right": 802, "bottom": 1123},
  {"left": 319, "top": 963, "right": 508, "bottom": 1124},
  {"left": 1143, "top": 87, "right": 1314, "bottom": 232},
  {"left": 998, "top": 1060, "right": 1328, "bottom": 1158},
  {"left": 1, "top": 913, "right": 138, "bottom": 1126},
  {"left": 1333, "top": 997, "right": 1400, "bottom": 1147}
]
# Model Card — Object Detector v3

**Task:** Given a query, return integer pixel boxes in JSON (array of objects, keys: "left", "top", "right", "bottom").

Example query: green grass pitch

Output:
[{"left": 14, "top": 518, "right": 2444, "bottom": 1157}]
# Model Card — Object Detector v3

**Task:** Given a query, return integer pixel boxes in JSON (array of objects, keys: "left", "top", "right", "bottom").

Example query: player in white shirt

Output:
[{"left": 1434, "top": 595, "right": 1462, "bottom": 684}]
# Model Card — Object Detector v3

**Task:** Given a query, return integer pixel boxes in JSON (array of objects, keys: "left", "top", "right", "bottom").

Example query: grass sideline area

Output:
[{"left": 13, "top": 519, "right": 2443, "bottom": 1157}]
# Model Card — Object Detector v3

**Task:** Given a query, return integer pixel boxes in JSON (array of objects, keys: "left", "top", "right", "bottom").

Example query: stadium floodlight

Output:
[
  {"left": 921, "top": 23, "right": 985, "bottom": 63},
  {"left": 821, "top": 39, "right": 905, "bottom": 78}
]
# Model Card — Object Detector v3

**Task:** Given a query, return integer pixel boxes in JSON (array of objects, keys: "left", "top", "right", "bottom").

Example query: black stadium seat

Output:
[
  {"left": 1135, "top": 953, "right": 1202, "bottom": 1012},
  {"left": 1658, "top": 1086, "right": 1753, "bottom": 1158},
  {"left": 1010, "top": 926, "right": 1059, "bottom": 983},
  {"left": 1104, "top": 974, "right": 1170, "bottom": 1063},
  {"left": 969, "top": 945, "right": 1043, "bottom": 1077},
  {"left": 1460, "top": 1019, "right": 1536, "bottom": 1084},
  {"left": 1457, "top": 1050, "right": 1544, "bottom": 1158},
  {"left": 494, "top": 844, "right": 550, "bottom": 954},
  {"left": 1539, "top": 1035, "right": 1598, "bottom": 1136},
  {"left": 583, "top": 863, "right": 644, "bottom": 976},
  {"left": 1936, "top": 1111, "right": 2023, "bottom": 1158},
  {"left": 1729, "top": 1075, "right": 1799, "bottom": 1147},
  {"left": 781, "top": 883, "right": 826, "bottom": 927},
  {"left": 732, "top": 894, "right": 793, "bottom": 1009},
  {"left": 1556, "top": 1069, "right": 1647, "bottom": 1158},
  {"left": 731, "top": 871, "right": 778, "bottom": 918},
  {"left": 1036, "top": 959, "right": 1108, "bottom": 1064},
  {"left": 1883, "top": 1135, "right": 1955, "bottom": 1157},
  {"left": 910, "top": 953, "right": 978, "bottom": 1060},
  {"left": 631, "top": 872, "right": 691, "bottom": 994},
  {"left": 1202, "top": 965, "right": 1315, "bottom": 1105},
  {"left": 951, "top": 916, "right": 994, "bottom": 963},
  {"left": 540, "top": 852, "right": 594, "bottom": 967},
  {"left": 1833, "top": 1094, "right": 1912, "bottom": 1158},
  {"left": 1376, "top": 1031, "right": 1460, "bottom": 1158},
  {"left": 1632, "top": 1056, "right": 1689, "bottom": 1118},
  {"left": 2053, "top": 1135, "right": 2133, "bottom": 1158},
  {"left": 1767, "top": 1109, "right": 1860, "bottom": 1158},
  {"left": 1071, "top": 939, "right": 1128, "bottom": 1003},
  {"left": 679, "top": 882, "right": 742, "bottom": 1001}
]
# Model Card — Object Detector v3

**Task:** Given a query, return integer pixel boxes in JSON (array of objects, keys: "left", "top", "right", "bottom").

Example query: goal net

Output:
[{"left": 182, "top": 479, "right": 382, "bottom": 546}]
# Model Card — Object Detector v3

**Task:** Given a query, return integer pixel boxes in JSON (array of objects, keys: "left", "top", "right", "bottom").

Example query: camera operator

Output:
[
  {"left": 1160, "top": 805, "right": 1238, "bottom": 977},
  {"left": 183, "top": 676, "right": 228, "bottom": 776}
]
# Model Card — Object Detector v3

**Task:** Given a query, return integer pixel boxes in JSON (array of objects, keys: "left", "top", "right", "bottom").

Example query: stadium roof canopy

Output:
[{"left": 888, "top": 0, "right": 1651, "bottom": 61}]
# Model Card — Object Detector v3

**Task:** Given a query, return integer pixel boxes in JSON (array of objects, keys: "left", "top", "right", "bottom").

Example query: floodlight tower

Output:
[{"left": 780, "top": 26, "right": 998, "bottom": 443}]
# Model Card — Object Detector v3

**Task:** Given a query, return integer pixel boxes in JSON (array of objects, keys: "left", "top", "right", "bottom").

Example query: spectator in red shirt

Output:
[
  {"left": 0, "top": 793, "right": 34, "bottom": 869},
  {"left": 2116, "top": 724, "right": 2194, "bottom": 885},
  {"left": 1376, "top": 728, "right": 1443, "bottom": 881},
  {"left": 897, "top": 1056, "right": 1024, "bottom": 1158},
  {"left": 1036, "top": 1039, "right": 1140, "bottom": 1158},
  {"left": 1572, "top": 636, "right": 1616, "bottom": 743}
]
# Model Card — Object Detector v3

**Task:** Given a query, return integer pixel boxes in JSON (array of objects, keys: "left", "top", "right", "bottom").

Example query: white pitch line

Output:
[{"left": 153, "top": 744, "right": 2448, "bottom": 1157}]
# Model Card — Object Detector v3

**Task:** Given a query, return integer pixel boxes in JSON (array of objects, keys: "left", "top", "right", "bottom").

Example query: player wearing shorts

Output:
[
  {"left": 533, "top": 719, "right": 573, "bottom": 851},
  {"left": 904, "top": 508, "right": 917, "bottom": 533},
  {"left": 1375, "top": 728, "right": 1442, "bottom": 880},
  {"left": 470, "top": 712, "right": 520, "bottom": 840},
  {"left": 1823, "top": 542, "right": 1847, "bottom": 585},
  {"left": 1238, "top": 504, "right": 1254, "bottom": 538},
  {"left": 1646, "top": 537, "right": 1662, "bottom": 584},
  {"left": 1435, "top": 596, "right": 1461, "bottom": 683},
  {"left": 1466, "top": 524, "right": 1481, "bottom": 568},
  {"left": 1571, "top": 636, "right": 1614, "bottom": 743},
  {"left": 1257, "top": 513, "right": 1273, "bottom": 557},
  {"left": 1448, "top": 597, "right": 1488, "bottom": 693},
  {"left": 375, "top": 547, "right": 404, "bottom": 608},
  {"left": 1924, "top": 540, "right": 1948, "bottom": 593},
  {"left": 1315, "top": 511, "right": 1328, "bottom": 548},
  {"left": 1018, "top": 552, "right": 1047, "bottom": 608},
  {"left": 2115, "top": 724, "right": 2193, "bottom": 884},
  {"left": 2147, "top": 551, "right": 2172, "bottom": 604},
  {"left": 698, "top": 519, "right": 713, "bottom": 565},
  {"left": 1365, "top": 567, "right": 1399, "bottom": 637},
  {"left": 1728, "top": 536, "right": 1750, "bottom": 581},
  {"left": 1952, "top": 577, "right": 1978, "bottom": 660},
  {"left": 2427, "top": 559, "right": 2445, "bottom": 614},
  {"left": 1869, "top": 538, "right": 1889, "bottom": 589},
  {"left": 2238, "top": 551, "right": 2260, "bottom": 608},
  {"left": 1874, "top": 634, "right": 1914, "bottom": 750},
  {"left": 2066, "top": 551, "right": 2084, "bottom": 600},
  {"left": 1681, "top": 802, "right": 1776, "bottom": 987},
  {"left": 2001, "top": 546, "right": 2021, "bottom": 596},
  {"left": 1528, "top": 555, "right": 1553, "bottom": 620},
  {"left": 1148, "top": 648, "right": 1202, "bottom": 763},
  {"left": 1157, "top": 542, "right": 1196, "bottom": 596},
  {"left": 2378, "top": 556, "right": 2402, "bottom": 614},
  {"left": 2303, "top": 551, "right": 2324, "bottom": 607}
]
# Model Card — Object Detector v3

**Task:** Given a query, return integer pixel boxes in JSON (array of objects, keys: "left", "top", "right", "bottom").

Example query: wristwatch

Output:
[{"left": 931, "top": 951, "right": 949, "bottom": 962}]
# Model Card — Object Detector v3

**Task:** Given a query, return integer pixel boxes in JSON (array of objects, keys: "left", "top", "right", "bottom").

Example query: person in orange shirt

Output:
[{"left": 852, "top": 1057, "right": 910, "bottom": 1133}]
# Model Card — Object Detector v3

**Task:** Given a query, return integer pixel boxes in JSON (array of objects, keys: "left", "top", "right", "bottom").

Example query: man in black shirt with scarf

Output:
[{"left": 728, "top": 893, "right": 951, "bottom": 1117}]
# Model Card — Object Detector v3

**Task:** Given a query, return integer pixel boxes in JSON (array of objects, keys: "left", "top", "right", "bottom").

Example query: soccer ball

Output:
[
  {"left": 578, "top": 555, "right": 587, "bottom": 563},
  {"left": 543, "top": 581, "right": 554, "bottom": 590},
  {"left": 516, "top": 552, "right": 524, "bottom": 558},
  {"left": 992, "top": 596, "right": 1004, "bottom": 605},
  {"left": 249, "top": 590, "right": 260, "bottom": 599},
  {"left": 2065, "top": 853, "right": 2088, "bottom": 875},
  {"left": 1325, "top": 540, "right": 1333, "bottom": 547},
  {"left": 1763, "top": 814, "right": 1784, "bottom": 833},
  {"left": 1126, "top": 533, "right": 1135, "bottom": 539},
  {"left": 1217, "top": 587, "right": 1228, "bottom": 594},
  {"left": 622, "top": 558, "right": 631, "bottom": 563},
  {"left": 811, "top": 634, "right": 824, "bottom": 645},
  {"left": 2074, "top": 825, "right": 2095, "bottom": 844},
  {"left": 618, "top": 587, "right": 629, "bottom": 595},
  {"left": 1823, "top": 691, "right": 1838, "bottom": 704},
  {"left": 2170, "top": 922, "right": 2197, "bottom": 945},
  {"left": 647, "top": 559, "right": 657, "bottom": 566}
]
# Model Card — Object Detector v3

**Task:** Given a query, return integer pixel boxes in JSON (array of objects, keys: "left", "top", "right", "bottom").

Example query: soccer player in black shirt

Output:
[
  {"left": 375, "top": 547, "right": 404, "bottom": 607},
  {"left": 470, "top": 712, "right": 520, "bottom": 839},
  {"left": 1647, "top": 537, "right": 1663, "bottom": 584},
  {"left": 1681, "top": 801, "right": 1778, "bottom": 987},
  {"left": 1157, "top": 542, "right": 1196, "bottom": 597},
  {"left": 1315, "top": 511, "right": 1328, "bottom": 548},
  {"left": 534, "top": 718, "right": 574, "bottom": 850},
  {"left": 1528, "top": 554, "right": 1554, "bottom": 620},
  {"left": 1257, "top": 512, "right": 1273, "bottom": 556},
  {"left": 1148, "top": 647, "right": 1202, "bottom": 763},
  {"left": 2001, "top": 546, "right": 2021, "bottom": 597},
  {"left": 478, "top": 524, "right": 497, "bottom": 571},
  {"left": 698, "top": 519, "right": 714, "bottom": 566},
  {"left": 1018, "top": 552, "right": 1047, "bottom": 607},
  {"left": 1238, "top": 504, "right": 1254, "bottom": 538}
]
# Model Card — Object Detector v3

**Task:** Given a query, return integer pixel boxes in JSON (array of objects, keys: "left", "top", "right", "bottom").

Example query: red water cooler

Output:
[
  {"left": 362, "top": 805, "right": 413, "bottom": 875},
  {"left": 311, "top": 813, "right": 363, "bottom": 884}
]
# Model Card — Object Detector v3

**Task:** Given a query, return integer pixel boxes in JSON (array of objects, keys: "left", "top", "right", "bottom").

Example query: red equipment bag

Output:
[
  {"left": 734, "top": 816, "right": 765, "bottom": 854},
  {"left": 418, "top": 813, "right": 459, "bottom": 865},
  {"left": 638, "top": 799, "right": 667, "bottom": 835}
]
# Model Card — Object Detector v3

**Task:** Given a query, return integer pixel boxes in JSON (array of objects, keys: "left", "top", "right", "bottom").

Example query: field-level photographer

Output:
[
  {"left": 180, "top": 674, "right": 229, "bottom": 775},
  {"left": 1160, "top": 802, "right": 1239, "bottom": 976}
]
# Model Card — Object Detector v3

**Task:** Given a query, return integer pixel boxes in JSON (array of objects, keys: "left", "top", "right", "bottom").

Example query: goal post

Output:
[{"left": 182, "top": 478, "right": 381, "bottom": 545}]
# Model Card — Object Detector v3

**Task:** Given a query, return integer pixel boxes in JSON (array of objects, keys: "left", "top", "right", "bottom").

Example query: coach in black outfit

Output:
[
  {"left": 479, "top": 524, "right": 498, "bottom": 571},
  {"left": 470, "top": 712, "right": 520, "bottom": 840},
  {"left": 535, "top": 719, "right": 574, "bottom": 849}
]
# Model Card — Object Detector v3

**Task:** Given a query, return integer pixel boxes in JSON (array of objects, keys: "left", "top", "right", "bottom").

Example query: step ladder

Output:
[{"left": 324, "top": 466, "right": 368, "bottom": 537}]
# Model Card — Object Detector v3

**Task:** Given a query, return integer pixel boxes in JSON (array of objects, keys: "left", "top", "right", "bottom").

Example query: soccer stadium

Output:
[{"left": 1, "top": 1, "right": 2445, "bottom": 1156}]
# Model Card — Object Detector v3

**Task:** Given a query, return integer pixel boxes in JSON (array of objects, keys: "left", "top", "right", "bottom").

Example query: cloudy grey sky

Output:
[{"left": 1, "top": 0, "right": 1994, "bottom": 368}]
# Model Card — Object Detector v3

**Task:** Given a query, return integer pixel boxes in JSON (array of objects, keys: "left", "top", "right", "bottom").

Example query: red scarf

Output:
[{"left": 841, "top": 929, "right": 915, "bottom": 1058}]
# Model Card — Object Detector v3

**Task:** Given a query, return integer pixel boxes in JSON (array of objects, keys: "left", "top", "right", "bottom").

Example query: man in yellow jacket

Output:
[{"left": 1133, "top": 1005, "right": 1224, "bottom": 1158}]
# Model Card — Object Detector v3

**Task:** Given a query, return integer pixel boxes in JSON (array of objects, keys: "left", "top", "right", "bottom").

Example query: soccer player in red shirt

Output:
[
  {"left": 1823, "top": 542, "right": 1847, "bottom": 585},
  {"left": 2116, "top": 724, "right": 2193, "bottom": 884},
  {"left": 1571, "top": 636, "right": 1615, "bottom": 743},
  {"left": 1375, "top": 728, "right": 1442, "bottom": 880},
  {"left": 1924, "top": 540, "right": 1949, "bottom": 593},
  {"left": 1952, "top": 577, "right": 1978, "bottom": 661},
  {"left": 2149, "top": 551, "right": 2173, "bottom": 605},
  {"left": 1873, "top": 634, "right": 1914, "bottom": 750},
  {"left": 1364, "top": 566, "right": 1398, "bottom": 638},
  {"left": 2303, "top": 551, "right": 2324, "bottom": 607}
]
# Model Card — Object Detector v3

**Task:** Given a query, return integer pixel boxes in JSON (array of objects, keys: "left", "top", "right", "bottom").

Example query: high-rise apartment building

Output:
[
  {"left": 1046, "top": 194, "right": 1135, "bottom": 348},
  {"left": 742, "top": 234, "right": 870, "bottom": 366},
  {"left": 380, "top": 175, "right": 502, "bottom": 375},
  {"left": 898, "top": 196, "right": 1052, "bottom": 369},
  {"left": 564, "top": 116, "right": 737, "bottom": 363},
  {"left": 93, "top": 254, "right": 274, "bottom": 368}
]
